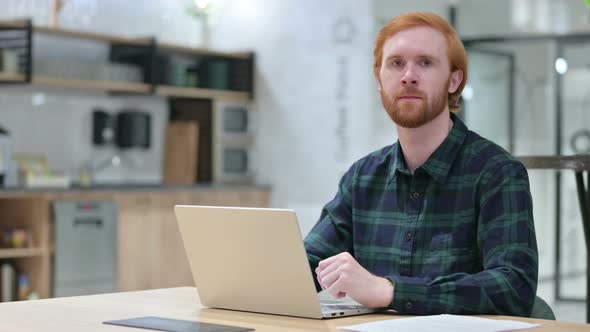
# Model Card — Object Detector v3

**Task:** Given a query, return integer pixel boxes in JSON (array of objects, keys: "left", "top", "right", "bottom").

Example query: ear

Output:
[
  {"left": 448, "top": 70, "right": 463, "bottom": 93},
  {"left": 374, "top": 67, "right": 382, "bottom": 91}
]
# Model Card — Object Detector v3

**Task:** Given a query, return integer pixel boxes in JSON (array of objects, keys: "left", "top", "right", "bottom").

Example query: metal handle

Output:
[{"left": 73, "top": 218, "right": 103, "bottom": 227}]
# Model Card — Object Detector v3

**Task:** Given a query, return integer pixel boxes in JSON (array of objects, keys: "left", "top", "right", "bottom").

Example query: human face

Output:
[{"left": 376, "top": 26, "right": 462, "bottom": 128}]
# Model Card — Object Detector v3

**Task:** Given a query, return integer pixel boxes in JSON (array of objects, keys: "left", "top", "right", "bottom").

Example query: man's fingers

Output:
[
  {"left": 318, "top": 266, "right": 342, "bottom": 290},
  {"left": 317, "top": 252, "right": 352, "bottom": 271},
  {"left": 326, "top": 277, "right": 346, "bottom": 299},
  {"left": 316, "top": 259, "right": 341, "bottom": 281}
]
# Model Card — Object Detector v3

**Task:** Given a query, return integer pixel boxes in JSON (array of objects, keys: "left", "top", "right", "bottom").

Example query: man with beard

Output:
[{"left": 304, "top": 12, "right": 538, "bottom": 317}]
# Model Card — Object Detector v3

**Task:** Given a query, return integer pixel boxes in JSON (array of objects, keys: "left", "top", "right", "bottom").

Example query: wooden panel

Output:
[
  {"left": 156, "top": 85, "right": 251, "bottom": 102},
  {"left": 156, "top": 193, "right": 193, "bottom": 288},
  {"left": 0, "top": 248, "right": 44, "bottom": 259},
  {"left": 115, "top": 189, "right": 270, "bottom": 291},
  {"left": 158, "top": 43, "right": 251, "bottom": 59},
  {"left": 163, "top": 122, "right": 199, "bottom": 185},
  {"left": 34, "top": 26, "right": 150, "bottom": 46},
  {"left": 32, "top": 76, "right": 151, "bottom": 94},
  {"left": 0, "top": 72, "right": 26, "bottom": 82},
  {"left": 116, "top": 193, "right": 161, "bottom": 291},
  {"left": 169, "top": 99, "right": 213, "bottom": 183},
  {"left": 0, "top": 20, "right": 27, "bottom": 28},
  {"left": 0, "top": 198, "right": 51, "bottom": 298}
]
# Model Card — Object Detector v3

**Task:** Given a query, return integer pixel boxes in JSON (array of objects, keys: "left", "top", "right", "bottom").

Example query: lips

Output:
[{"left": 397, "top": 95, "right": 422, "bottom": 101}]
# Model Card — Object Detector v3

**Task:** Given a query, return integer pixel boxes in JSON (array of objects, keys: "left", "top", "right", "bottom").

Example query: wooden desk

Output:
[{"left": 0, "top": 287, "right": 587, "bottom": 331}]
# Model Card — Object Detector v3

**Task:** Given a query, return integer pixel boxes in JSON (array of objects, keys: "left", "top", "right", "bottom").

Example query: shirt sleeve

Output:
[
  {"left": 304, "top": 165, "right": 356, "bottom": 292},
  {"left": 387, "top": 161, "right": 539, "bottom": 316}
]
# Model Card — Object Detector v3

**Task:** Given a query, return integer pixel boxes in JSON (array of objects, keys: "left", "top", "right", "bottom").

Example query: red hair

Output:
[{"left": 373, "top": 12, "right": 468, "bottom": 112}]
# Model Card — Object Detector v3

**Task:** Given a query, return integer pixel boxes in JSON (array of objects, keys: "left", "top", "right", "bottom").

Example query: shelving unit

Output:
[
  {"left": 0, "top": 197, "right": 51, "bottom": 300},
  {"left": 0, "top": 19, "right": 260, "bottom": 301},
  {"left": 0, "top": 19, "right": 254, "bottom": 101},
  {"left": 0, "top": 248, "right": 45, "bottom": 259}
]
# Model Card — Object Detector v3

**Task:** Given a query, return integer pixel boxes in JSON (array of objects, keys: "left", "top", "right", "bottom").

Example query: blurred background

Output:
[{"left": 0, "top": 0, "right": 589, "bottom": 323}]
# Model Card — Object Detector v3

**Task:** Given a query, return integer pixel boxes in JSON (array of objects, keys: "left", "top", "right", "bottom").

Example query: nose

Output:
[{"left": 400, "top": 65, "right": 418, "bottom": 86}]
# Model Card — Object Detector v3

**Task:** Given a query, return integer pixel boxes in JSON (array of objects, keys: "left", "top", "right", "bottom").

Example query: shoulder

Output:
[
  {"left": 460, "top": 130, "right": 528, "bottom": 180},
  {"left": 341, "top": 143, "right": 397, "bottom": 183}
]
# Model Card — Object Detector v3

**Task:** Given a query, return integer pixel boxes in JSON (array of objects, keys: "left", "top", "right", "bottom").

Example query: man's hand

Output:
[{"left": 315, "top": 252, "right": 394, "bottom": 308}]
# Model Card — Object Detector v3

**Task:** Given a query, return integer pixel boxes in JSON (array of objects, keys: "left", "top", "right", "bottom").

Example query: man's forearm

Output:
[{"left": 387, "top": 264, "right": 536, "bottom": 316}]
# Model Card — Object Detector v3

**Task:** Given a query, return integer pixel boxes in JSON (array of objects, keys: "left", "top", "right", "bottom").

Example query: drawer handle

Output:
[{"left": 73, "top": 218, "right": 103, "bottom": 227}]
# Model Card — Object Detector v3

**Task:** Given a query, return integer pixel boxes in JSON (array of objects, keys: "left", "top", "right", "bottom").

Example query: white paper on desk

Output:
[{"left": 339, "top": 314, "right": 540, "bottom": 332}]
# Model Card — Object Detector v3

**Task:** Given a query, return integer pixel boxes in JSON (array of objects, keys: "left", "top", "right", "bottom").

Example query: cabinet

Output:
[
  {"left": 0, "top": 197, "right": 51, "bottom": 299},
  {"left": 0, "top": 186, "right": 270, "bottom": 300},
  {"left": 0, "top": 19, "right": 253, "bottom": 102}
]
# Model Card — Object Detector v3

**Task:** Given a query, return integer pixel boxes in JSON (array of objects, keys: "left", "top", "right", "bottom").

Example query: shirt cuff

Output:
[{"left": 386, "top": 275, "right": 430, "bottom": 314}]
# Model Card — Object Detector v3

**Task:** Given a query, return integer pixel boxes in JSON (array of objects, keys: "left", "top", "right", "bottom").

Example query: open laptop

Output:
[{"left": 174, "top": 205, "right": 380, "bottom": 319}]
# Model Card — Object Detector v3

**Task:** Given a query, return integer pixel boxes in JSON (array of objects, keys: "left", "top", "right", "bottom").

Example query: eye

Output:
[
  {"left": 419, "top": 59, "right": 433, "bottom": 67},
  {"left": 389, "top": 59, "right": 404, "bottom": 68}
]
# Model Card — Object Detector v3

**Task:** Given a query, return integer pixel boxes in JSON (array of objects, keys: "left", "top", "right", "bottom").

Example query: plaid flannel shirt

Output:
[{"left": 304, "top": 113, "right": 538, "bottom": 316}]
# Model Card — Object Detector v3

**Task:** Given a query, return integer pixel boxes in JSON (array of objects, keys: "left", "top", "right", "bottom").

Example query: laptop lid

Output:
[{"left": 174, "top": 205, "right": 324, "bottom": 319}]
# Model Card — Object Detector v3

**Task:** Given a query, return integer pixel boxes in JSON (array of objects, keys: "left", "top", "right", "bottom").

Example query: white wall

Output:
[{"left": 203, "top": 0, "right": 380, "bottom": 234}]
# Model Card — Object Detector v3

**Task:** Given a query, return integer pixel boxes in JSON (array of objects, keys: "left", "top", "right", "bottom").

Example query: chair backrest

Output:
[{"left": 530, "top": 296, "right": 556, "bottom": 320}]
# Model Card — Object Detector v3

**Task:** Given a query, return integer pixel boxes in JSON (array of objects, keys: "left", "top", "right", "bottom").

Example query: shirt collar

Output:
[{"left": 388, "top": 112, "right": 468, "bottom": 184}]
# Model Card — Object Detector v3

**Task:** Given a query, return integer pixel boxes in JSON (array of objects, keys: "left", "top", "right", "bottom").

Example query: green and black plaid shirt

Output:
[{"left": 304, "top": 113, "right": 538, "bottom": 316}]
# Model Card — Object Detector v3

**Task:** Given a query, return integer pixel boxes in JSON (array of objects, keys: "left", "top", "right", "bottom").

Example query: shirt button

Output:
[
  {"left": 405, "top": 301, "right": 413, "bottom": 310},
  {"left": 405, "top": 233, "right": 412, "bottom": 241},
  {"left": 411, "top": 192, "right": 420, "bottom": 199}
]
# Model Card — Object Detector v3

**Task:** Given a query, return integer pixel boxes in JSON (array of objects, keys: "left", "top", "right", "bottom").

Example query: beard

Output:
[{"left": 380, "top": 79, "right": 450, "bottom": 128}]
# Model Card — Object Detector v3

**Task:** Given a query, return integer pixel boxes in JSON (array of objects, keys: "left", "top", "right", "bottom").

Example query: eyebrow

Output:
[{"left": 384, "top": 54, "right": 441, "bottom": 63}]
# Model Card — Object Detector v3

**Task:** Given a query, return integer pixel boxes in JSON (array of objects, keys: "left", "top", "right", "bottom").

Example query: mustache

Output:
[{"left": 393, "top": 88, "right": 426, "bottom": 100}]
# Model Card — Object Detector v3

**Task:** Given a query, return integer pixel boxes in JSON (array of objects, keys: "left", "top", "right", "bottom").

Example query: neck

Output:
[{"left": 396, "top": 109, "right": 453, "bottom": 174}]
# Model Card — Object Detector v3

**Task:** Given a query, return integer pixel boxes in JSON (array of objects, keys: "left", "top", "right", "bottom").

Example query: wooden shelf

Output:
[
  {"left": 0, "top": 20, "right": 254, "bottom": 100},
  {"left": 0, "top": 20, "right": 149, "bottom": 46},
  {"left": 0, "top": 75, "right": 253, "bottom": 99},
  {"left": 0, "top": 248, "right": 45, "bottom": 259},
  {"left": 0, "top": 72, "right": 26, "bottom": 82},
  {"left": 156, "top": 85, "right": 251, "bottom": 102},
  {"left": 0, "top": 20, "right": 28, "bottom": 29},
  {"left": 32, "top": 76, "right": 151, "bottom": 94},
  {"left": 158, "top": 42, "right": 251, "bottom": 60},
  {"left": 34, "top": 26, "right": 151, "bottom": 46}
]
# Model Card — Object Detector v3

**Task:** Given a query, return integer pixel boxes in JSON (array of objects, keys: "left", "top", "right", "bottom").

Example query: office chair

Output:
[{"left": 530, "top": 296, "right": 556, "bottom": 320}]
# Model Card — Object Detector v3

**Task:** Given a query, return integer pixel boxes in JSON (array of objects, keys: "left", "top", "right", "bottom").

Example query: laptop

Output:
[{"left": 174, "top": 205, "right": 380, "bottom": 319}]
